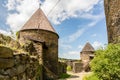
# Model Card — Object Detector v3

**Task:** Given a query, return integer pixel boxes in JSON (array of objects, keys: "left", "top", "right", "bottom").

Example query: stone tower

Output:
[
  {"left": 80, "top": 42, "right": 94, "bottom": 62},
  {"left": 104, "top": 0, "right": 120, "bottom": 43},
  {"left": 19, "top": 8, "right": 59, "bottom": 79}
]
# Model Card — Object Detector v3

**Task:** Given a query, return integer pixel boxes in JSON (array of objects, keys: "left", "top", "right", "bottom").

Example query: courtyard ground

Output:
[{"left": 59, "top": 71, "right": 91, "bottom": 80}]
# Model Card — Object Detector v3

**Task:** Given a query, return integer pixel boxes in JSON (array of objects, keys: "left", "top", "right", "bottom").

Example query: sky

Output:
[{"left": 0, "top": 0, "right": 108, "bottom": 59}]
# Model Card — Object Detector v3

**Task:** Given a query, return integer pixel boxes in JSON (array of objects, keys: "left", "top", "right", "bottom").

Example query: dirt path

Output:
[{"left": 59, "top": 71, "right": 91, "bottom": 80}]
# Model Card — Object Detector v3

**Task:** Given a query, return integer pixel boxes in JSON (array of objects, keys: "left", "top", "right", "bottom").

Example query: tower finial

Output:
[{"left": 38, "top": 0, "right": 41, "bottom": 8}]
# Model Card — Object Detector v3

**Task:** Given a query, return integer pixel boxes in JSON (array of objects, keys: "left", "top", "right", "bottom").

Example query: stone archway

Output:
[{"left": 104, "top": 0, "right": 120, "bottom": 43}]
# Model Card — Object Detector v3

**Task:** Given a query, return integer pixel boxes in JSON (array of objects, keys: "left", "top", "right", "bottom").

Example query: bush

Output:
[
  {"left": 83, "top": 73, "right": 99, "bottom": 80},
  {"left": 90, "top": 44, "right": 120, "bottom": 80},
  {"left": 67, "top": 66, "right": 72, "bottom": 71}
]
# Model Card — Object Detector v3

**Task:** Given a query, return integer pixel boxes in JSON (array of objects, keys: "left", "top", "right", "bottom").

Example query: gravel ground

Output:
[{"left": 59, "top": 71, "right": 91, "bottom": 80}]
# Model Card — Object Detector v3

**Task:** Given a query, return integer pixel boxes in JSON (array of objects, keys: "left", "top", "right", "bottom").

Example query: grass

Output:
[
  {"left": 59, "top": 73, "right": 71, "bottom": 79},
  {"left": 83, "top": 73, "right": 99, "bottom": 80}
]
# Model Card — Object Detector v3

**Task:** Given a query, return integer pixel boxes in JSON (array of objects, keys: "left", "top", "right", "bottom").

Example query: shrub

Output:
[
  {"left": 90, "top": 44, "right": 120, "bottom": 80},
  {"left": 83, "top": 73, "right": 99, "bottom": 80},
  {"left": 67, "top": 66, "right": 72, "bottom": 71}
]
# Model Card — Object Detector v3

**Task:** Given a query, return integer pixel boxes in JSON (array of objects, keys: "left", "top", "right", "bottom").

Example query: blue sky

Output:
[{"left": 0, "top": 0, "right": 108, "bottom": 59}]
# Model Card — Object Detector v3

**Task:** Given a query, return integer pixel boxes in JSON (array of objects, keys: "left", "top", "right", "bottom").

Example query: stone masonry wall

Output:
[
  {"left": 104, "top": 0, "right": 120, "bottom": 43},
  {"left": 0, "top": 46, "right": 42, "bottom": 80},
  {"left": 72, "top": 62, "right": 83, "bottom": 73},
  {"left": 19, "top": 29, "right": 59, "bottom": 79},
  {"left": 80, "top": 51, "right": 93, "bottom": 62}
]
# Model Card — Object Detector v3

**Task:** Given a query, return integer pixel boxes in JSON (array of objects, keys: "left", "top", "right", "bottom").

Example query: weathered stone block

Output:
[
  {"left": 6, "top": 68, "right": 17, "bottom": 77},
  {"left": 0, "top": 58, "right": 14, "bottom": 69},
  {"left": 7, "top": 65, "right": 26, "bottom": 77},
  {"left": 0, "top": 46, "right": 13, "bottom": 58},
  {"left": 16, "top": 65, "right": 26, "bottom": 74}
]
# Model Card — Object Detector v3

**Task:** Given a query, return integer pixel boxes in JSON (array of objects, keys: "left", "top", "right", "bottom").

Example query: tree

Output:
[{"left": 90, "top": 44, "right": 120, "bottom": 80}]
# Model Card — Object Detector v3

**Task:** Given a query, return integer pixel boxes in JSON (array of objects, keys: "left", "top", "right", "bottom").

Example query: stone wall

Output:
[
  {"left": 0, "top": 46, "right": 42, "bottom": 80},
  {"left": 72, "top": 51, "right": 94, "bottom": 73},
  {"left": 72, "top": 62, "right": 83, "bottom": 73},
  {"left": 104, "top": 0, "right": 120, "bottom": 43},
  {"left": 19, "top": 29, "right": 59, "bottom": 79},
  {"left": 72, "top": 61, "right": 90, "bottom": 73},
  {"left": 58, "top": 62, "right": 67, "bottom": 75},
  {"left": 80, "top": 51, "right": 94, "bottom": 62}
]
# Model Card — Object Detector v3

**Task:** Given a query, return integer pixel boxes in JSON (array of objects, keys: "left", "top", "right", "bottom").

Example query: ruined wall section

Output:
[
  {"left": 104, "top": 0, "right": 120, "bottom": 43},
  {"left": 0, "top": 46, "right": 42, "bottom": 80}
]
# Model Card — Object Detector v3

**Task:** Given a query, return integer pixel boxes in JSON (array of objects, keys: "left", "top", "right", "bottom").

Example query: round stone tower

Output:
[
  {"left": 18, "top": 8, "right": 59, "bottom": 79},
  {"left": 80, "top": 42, "right": 95, "bottom": 62}
]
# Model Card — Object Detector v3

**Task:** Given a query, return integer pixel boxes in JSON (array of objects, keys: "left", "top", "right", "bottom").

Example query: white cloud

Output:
[
  {"left": 66, "top": 13, "right": 104, "bottom": 42},
  {"left": 59, "top": 27, "right": 86, "bottom": 44},
  {"left": 6, "top": 0, "right": 16, "bottom": 10},
  {"left": 59, "top": 40, "right": 72, "bottom": 50},
  {"left": 88, "top": 21, "right": 98, "bottom": 27},
  {"left": 60, "top": 12, "right": 104, "bottom": 43},
  {"left": 78, "top": 45, "right": 83, "bottom": 50},
  {"left": 68, "top": 51, "right": 79, "bottom": 55},
  {"left": 91, "top": 34, "right": 97, "bottom": 37},
  {"left": 86, "top": 12, "right": 105, "bottom": 27},
  {"left": 6, "top": 0, "right": 39, "bottom": 32},
  {"left": 0, "top": 29, "right": 11, "bottom": 35},
  {"left": 92, "top": 41, "right": 104, "bottom": 50},
  {"left": 68, "top": 28, "right": 85, "bottom": 42},
  {"left": 42, "top": 0, "right": 101, "bottom": 24},
  {"left": 61, "top": 50, "right": 80, "bottom": 59},
  {"left": 79, "top": 11, "right": 104, "bottom": 20},
  {"left": 5, "top": 0, "right": 102, "bottom": 33}
]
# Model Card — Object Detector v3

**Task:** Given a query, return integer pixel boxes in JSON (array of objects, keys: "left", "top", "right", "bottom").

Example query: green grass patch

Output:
[{"left": 59, "top": 73, "right": 71, "bottom": 79}]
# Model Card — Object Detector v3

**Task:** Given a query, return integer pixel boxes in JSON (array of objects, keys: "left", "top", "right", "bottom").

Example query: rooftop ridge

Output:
[{"left": 81, "top": 42, "right": 95, "bottom": 52}]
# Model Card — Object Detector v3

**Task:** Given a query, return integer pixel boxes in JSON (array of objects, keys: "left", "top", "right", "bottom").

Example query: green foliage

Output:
[
  {"left": 83, "top": 73, "right": 99, "bottom": 80},
  {"left": 16, "top": 31, "right": 20, "bottom": 40},
  {"left": 58, "top": 58, "right": 79, "bottom": 63},
  {"left": 22, "top": 40, "right": 35, "bottom": 53},
  {"left": 90, "top": 44, "right": 120, "bottom": 80},
  {"left": 67, "top": 66, "right": 72, "bottom": 71},
  {"left": 59, "top": 73, "right": 71, "bottom": 79},
  {"left": 0, "top": 33, "right": 26, "bottom": 54},
  {"left": 0, "top": 33, "right": 12, "bottom": 45},
  {"left": 36, "top": 65, "right": 42, "bottom": 80}
]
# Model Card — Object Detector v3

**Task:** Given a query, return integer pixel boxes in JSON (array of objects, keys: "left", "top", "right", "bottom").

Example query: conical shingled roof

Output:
[
  {"left": 21, "top": 8, "right": 56, "bottom": 33},
  {"left": 81, "top": 42, "right": 95, "bottom": 52}
]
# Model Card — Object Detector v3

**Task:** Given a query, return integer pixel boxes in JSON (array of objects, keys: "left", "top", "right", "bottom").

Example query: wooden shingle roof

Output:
[
  {"left": 81, "top": 42, "right": 95, "bottom": 52},
  {"left": 21, "top": 8, "right": 56, "bottom": 33}
]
